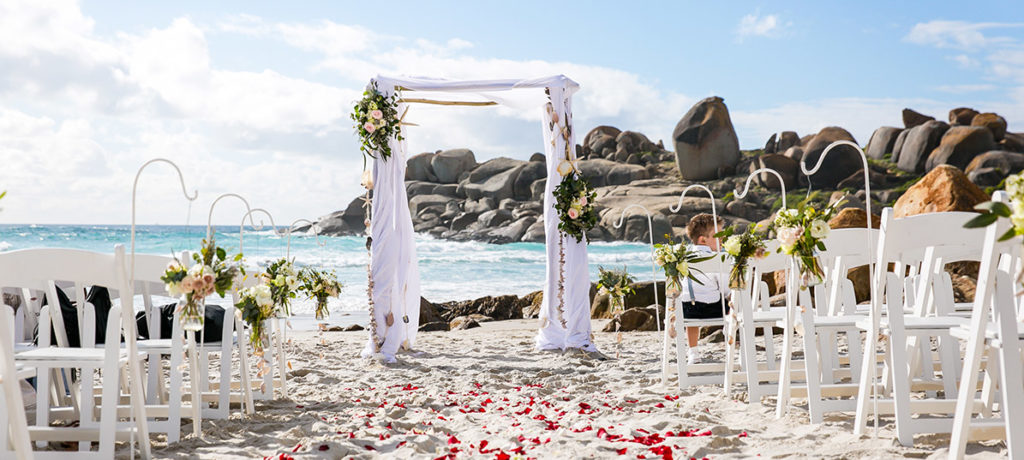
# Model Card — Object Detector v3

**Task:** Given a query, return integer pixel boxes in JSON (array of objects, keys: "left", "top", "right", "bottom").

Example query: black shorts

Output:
[{"left": 682, "top": 299, "right": 729, "bottom": 319}]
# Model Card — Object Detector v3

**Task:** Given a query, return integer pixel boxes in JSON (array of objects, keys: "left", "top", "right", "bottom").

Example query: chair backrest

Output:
[
  {"left": 0, "top": 246, "right": 131, "bottom": 348},
  {"left": 873, "top": 208, "right": 986, "bottom": 316}
]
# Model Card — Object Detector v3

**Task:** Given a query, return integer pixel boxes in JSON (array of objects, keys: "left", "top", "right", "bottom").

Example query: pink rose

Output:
[
  {"left": 363, "top": 121, "right": 376, "bottom": 133},
  {"left": 777, "top": 226, "right": 804, "bottom": 247},
  {"left": 567, "top": 208, "right": 580, "bottom": 220},
  {"left": 202, "top": 273, "right": 215, "bottom": 285},
  {"left": 370, "top": 109, "right": 383, "bottom": 120},
  {"left": 579, "top": 195, "right": 588, "bottom": 206}
]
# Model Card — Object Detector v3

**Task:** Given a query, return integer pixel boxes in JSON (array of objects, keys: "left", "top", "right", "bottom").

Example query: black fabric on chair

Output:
[
  {"left": 32, "top": 286, "right": 80, "bottom": 347},
  {"left": 136, "top": 303, "right": 226, "bottom": 343}
]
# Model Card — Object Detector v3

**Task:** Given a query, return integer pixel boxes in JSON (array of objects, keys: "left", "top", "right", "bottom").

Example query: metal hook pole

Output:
[
  {"left": 286, "top": 218, "right": 325, "bottom": 259},
  {"left": 131, "top": 158, "right": 199, "bottom": 286},
  {"left": 801, "top": 139, "right": 878, "bottom": 434},
  {"left": 613, "top": 204, "right": 661, "bottom": 330},
  {"left": 735, "top": 167, "right": 788, "bottom": 210},
  {"left": 238, "top": 208, "right": 281, "bottom": 255},
  {"left": 207, "top": 193, "right": 258, "bottom": 241}
]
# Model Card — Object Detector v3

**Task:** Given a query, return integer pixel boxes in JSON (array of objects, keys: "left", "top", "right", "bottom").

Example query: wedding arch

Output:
[{"left": 356, "top": 75, "right": 594, "bottom": 362}]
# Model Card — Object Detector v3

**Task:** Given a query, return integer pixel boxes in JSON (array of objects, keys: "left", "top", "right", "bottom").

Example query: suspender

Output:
[{"left": 686, "top": 277, "right": 696, "bottom": 306}]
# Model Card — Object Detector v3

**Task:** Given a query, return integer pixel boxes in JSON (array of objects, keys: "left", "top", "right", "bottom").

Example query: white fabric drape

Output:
[
  {"left": 360, "top": 90, "right": 421, "bottom": 362},
  {"left": 535, "top": 84, "right": 594, "bottom": 351},
  {"left": 360, "top": 75, "right": 595, "bottom": 360}
]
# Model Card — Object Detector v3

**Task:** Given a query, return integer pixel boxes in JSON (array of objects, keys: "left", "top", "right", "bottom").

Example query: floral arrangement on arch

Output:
[
  {"left": 552, "top": 160, "right": 597, "bottom": 244},
  {"left": 716, "top": 223, "right": 769, "bottom": 290},
  {"left": 299, "top": 267, "right": 342, "bottom": 321},
  {"left": 654, "top": 236, "right": 715, "bottom": 293},
  {"left": 351, "top": 81, "right": 403, "bottom": 163},
  {"left": 771, "top": 201, "right": 841, "bottom": 287},
  {"left": 161, "top": 239, "right": 242, "bottom": 331},
  {"left": 596, "top": 266, "right": 635, "bottom": 314}
]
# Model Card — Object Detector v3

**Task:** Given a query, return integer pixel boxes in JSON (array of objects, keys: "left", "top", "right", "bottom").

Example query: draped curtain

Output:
[{"left": 359, "top": 75, "right": 594, "bottom": 362}]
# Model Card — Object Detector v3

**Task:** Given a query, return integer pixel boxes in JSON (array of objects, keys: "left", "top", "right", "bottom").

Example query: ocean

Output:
[{"left": 0, "top": 224, "right": 657, "bottom": 329}]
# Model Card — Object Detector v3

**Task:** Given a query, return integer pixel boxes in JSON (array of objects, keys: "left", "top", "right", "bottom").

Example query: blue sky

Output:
[{"left": 1, "top": 0, "right": 1022, "bottom": 224}]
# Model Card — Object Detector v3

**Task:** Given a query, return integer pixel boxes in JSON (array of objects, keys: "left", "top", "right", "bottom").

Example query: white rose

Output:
[
  {"left": 664, "top": 252, "right": 677, "bottom": 263},
  {"left": 675, "top": 261, "right": 689, "bottom": 278},
  {"left": 809, "top": 219, "right": 830, "bottom": 239},
  {"left": 723, "top": 236, "right": 742, "bottom": 256},
  {"left": 286, "top": 276, "right": 299, "bottom": 290},
  {"left": 166, "top": 283, "right": 181, "bottom": 297}
]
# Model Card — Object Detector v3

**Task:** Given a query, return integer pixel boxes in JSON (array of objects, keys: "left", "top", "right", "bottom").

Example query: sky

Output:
[{"left": 1, "top": 0, "right": 1023, "bottom": 225}]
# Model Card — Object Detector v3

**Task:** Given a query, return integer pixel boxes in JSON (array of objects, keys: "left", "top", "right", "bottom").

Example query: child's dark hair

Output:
[{"left": 686, "top": 213, "right": 724, "bottom": 243}]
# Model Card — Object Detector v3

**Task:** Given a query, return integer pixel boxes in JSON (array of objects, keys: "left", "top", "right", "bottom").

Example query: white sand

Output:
[{"left": 149, "top": 319, "right": 1008, "bottom": 459}]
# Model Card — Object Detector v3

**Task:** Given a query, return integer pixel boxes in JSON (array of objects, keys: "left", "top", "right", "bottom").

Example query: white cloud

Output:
[
  {"left": 947, "top": 54, "right": 979, "bottom": 68},
  {"left": 905, "top": 20, "right": 1023, "bottom": 50},
  {"left": 735, "top": 13, "right": 787, "bottom": 42}
]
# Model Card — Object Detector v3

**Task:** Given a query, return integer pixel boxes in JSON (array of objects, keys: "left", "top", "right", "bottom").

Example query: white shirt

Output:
[{"left": 679, "top": 244, "right": 729, "bottom": 304}]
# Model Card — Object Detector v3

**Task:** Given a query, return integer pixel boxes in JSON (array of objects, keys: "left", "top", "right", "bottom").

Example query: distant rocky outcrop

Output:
[
  {"left": 799, "top": 127, "right": 862, "bottom": 189},
  {"left": 672, "top": 96, "right": 741, "bottom": 180},
  {"left": 893, "top": 165, "right": 987, "bottom": 218}
]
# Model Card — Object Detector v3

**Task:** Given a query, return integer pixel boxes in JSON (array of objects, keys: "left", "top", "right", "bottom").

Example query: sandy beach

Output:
[{"left": 145, "top": 320, "right": 1007, "bottom": 459}]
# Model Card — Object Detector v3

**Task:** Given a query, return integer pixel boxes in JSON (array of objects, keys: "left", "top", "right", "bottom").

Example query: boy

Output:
[{"left": 669, "top": 213, "right": 729, "bottom": 365}]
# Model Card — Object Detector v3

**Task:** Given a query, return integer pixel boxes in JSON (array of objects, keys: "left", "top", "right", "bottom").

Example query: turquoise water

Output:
[{"left": 0, "top": 224, "right": 656, "bottom": 326}]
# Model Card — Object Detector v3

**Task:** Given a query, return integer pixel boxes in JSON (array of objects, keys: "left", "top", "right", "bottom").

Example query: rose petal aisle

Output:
[{"left": 146, "top": 321, "right": 974, "bottom": 460}]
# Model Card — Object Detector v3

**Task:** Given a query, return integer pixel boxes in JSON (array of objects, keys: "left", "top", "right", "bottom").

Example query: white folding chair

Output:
[
  {"left": 2, "top": 246, "right": 151, "bottom": 459},
  {"left": 949, "top": 192, "right": 1024, "bottom": 458},
  {"left": 853, "top": 209, "right": 986, "bottom": 446},
  {"left": 0, "top": 305, "right": 34, "bottom": 460},
  {"left": 669, "top": 257, "right": 735, "bottom": 390},
  {"left": 774, "top": 228, "right": 878, "bottom": 422},
  {"left": 725, "top": 248, "right": 790, "bottom": 402}
]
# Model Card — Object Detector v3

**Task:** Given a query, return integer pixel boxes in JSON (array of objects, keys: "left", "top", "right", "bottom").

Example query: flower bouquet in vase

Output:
[
  {"left": 237, "top": 283, "right": 274, "bottom": 350},
  {"left": 597, "top": 266, "right": 635, "bottom": 357},
  {"left": 299, "top": 267, "right": 342, "bottom": 321},
  {"left": 654, "top": 236, "right": 715, "bottom": 327},
  {"left": 161, "top": 239, "right": 242, "bottom": 331},
  {"left": 771, "top": 201, "right": 841, "bottom": 288},
  {"left": 263, "top": 258, "right": 299, "bottom": 318},
  {"left": 716, "top": 223, "right": 769, "bottom": 290}
]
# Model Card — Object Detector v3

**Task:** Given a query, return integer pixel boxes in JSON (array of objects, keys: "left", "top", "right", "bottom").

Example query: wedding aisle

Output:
[{"left": 151, "top": 320, "right": 1006, "bottom": 459}]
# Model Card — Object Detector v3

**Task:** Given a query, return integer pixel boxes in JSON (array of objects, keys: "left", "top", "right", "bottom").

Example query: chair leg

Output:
[
  {"left": 775, "top": 303, "right": 794, "bottom": 418},
  {"left": 847, "top": 328, "right": 863, "bottom": 384},
  {"left": 980, "top": 346, "right": 999, "bottom": 418},
  {"left": 799, "top": 289, "right": 823, "bottom": 424},
  {"left": 675, "top": 312, "right": 689, "bottom": 390},
  {"left": 34, "top": 368, "right": 50, "bottom": 448},
  {"left": 236, "top": 317, "right": 255, "bottom": 415},
  {"left": 938, "top": 334, "right": 960, "bottom": 399},
  {"left": 97, "top": 360, "right": 120, "bottom": 458}
]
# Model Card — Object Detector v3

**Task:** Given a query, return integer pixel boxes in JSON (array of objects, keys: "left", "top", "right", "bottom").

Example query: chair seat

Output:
[
  {"left": 950, "top": 322, "right": 1024, "bottom": 342},
  {"left": 856, "top": 315, "right": 969, "bottom": 333},
  {"left": 16, "top": 347, "right": 126, "bottom": 365},
  {"left": 136, "top": 338, "right": 231, "bottom": 352},
  {"left": 750, "top": 310, "right": 784, "bottom": 323},
  {"left": 809, "top": 315, "right": 867, "bottom": 328},
  {"left": 679, "top": 317, "right": 727, "bottom": 327}
]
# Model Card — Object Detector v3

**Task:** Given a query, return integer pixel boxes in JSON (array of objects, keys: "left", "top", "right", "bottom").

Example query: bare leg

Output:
[{"left": 687, "top": 327, "right": 700, "bottom": 348}]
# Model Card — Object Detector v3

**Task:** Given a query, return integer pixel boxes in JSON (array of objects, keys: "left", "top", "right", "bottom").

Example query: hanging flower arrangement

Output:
[
  {"left": 299, "top": 267, "right": 342, "bottom": 321},
  {"left": 161, "top": 239, "right": 242, "bottom": 331},
  {"left": 654, "top": 237, "right": 715, "bottom": 293},
  {"left": 771, "top": 201, "right": 842, "bottom": 288},
  {"left": 597, "top": 266, "right": 635, "bottom": 314},
  {"left": 716, "top": 223, "right": 769, "bottom": 289},
  {"left": 237, "top": 283, "right": 274, "bottom": 350},
  {"left": 351, "top": 82, "right": 403, "bottom": 162},
  {"left": 262, "top": 258, "right": 300, "bottom": 317}
]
